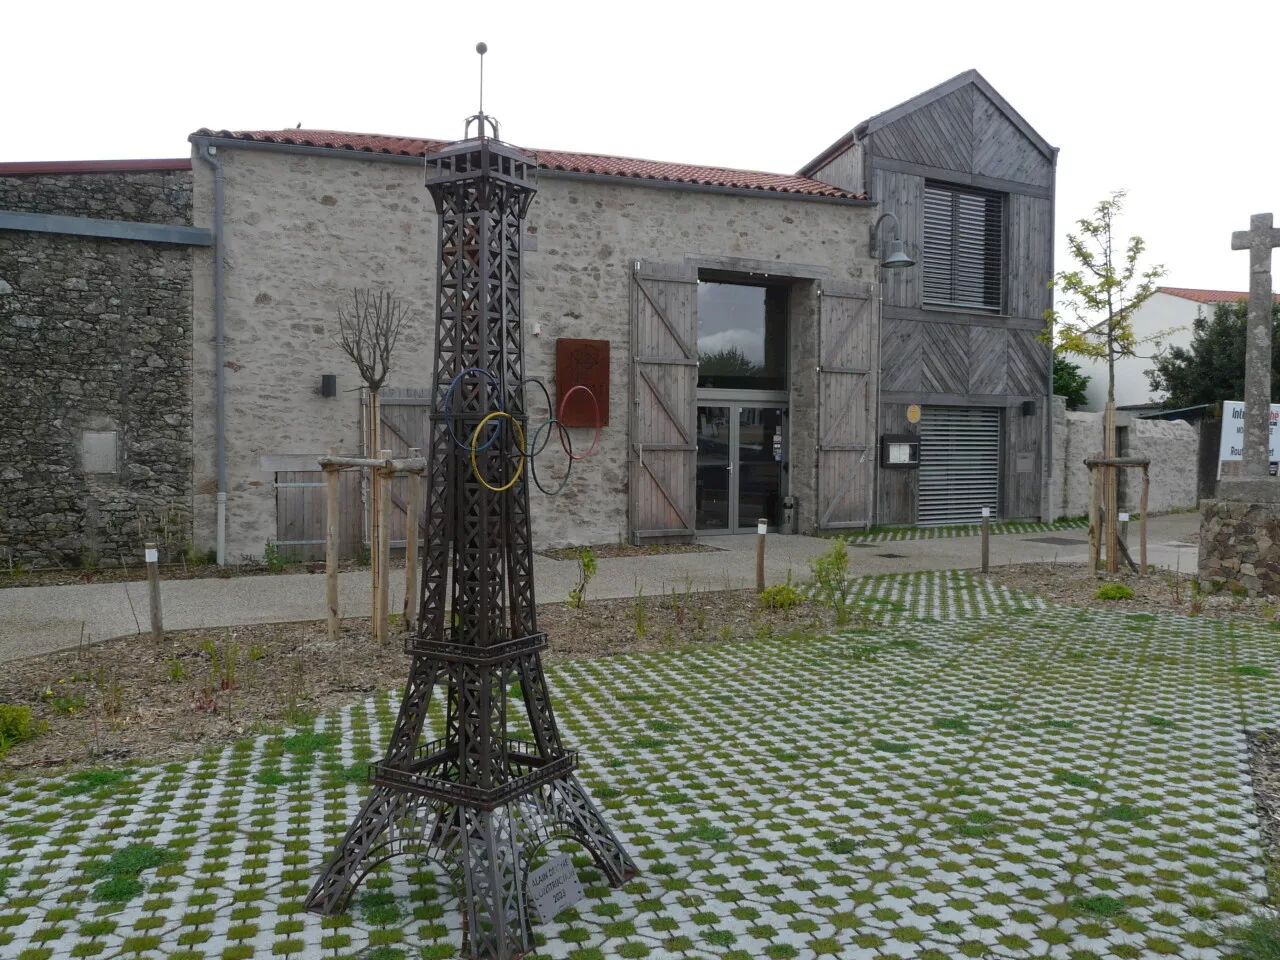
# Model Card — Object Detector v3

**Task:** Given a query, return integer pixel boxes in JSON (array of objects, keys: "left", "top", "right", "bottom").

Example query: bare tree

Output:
[
  {"left": 334, "top": 288, "right": 416, "bottom": 642},
  {"left": 335, "top": 288, "right": 414, "bottom": 394}
]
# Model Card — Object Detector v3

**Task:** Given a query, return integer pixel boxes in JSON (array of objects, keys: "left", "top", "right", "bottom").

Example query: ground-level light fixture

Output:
[{"left": 871, "top": 213, "right": 916, "bottom": 269}]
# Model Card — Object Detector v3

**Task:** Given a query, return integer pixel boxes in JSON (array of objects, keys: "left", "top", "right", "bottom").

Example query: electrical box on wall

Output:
[{"left": 880, "top": 433, "right": 919, "bottom": 468}]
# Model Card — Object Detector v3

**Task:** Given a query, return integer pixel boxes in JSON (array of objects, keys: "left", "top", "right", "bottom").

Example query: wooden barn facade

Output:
[{"left": 802, "top": 70, "right": 1057, "bottom": 526}]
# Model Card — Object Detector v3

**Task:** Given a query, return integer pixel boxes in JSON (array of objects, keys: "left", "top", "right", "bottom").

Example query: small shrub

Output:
[
  {"left": 263, "top": 541, "right": 287, "bottom": 573},
  {"left": 568, "top": 547, "right": 597, "bottom": 609},
  {"left": 760, "top": 582, "right": 802, "bottom": 611},
  {"left": 0, "top": 704, "right": 35, "bottom": 756},
  {"left": 1095, "top": 583, "right": 1135, "bottom": 601}
]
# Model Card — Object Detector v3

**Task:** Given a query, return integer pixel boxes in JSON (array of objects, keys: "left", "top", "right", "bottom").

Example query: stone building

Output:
[
  {"left": 0, "top": 69, "right": 1058, "bottom": 565},
  {"left": 0, "top": 160, "right": 207, "bottom": 567}
]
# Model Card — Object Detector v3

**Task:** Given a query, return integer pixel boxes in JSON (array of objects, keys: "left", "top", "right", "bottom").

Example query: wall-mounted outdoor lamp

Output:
[
  {"left": 321, "top": 374, "right": 337, "bottom": 398},
  {"left": 870, "top": 213, "right": 916, "bottom": 269}
]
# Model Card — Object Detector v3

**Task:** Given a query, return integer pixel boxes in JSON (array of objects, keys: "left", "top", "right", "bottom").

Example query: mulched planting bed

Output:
[
  {"left": 985, "top": 561, "right": 1280, "bottom": 622},
  {"left": 0, "top": 589, "right": 842, "bottom": 773},
  {"left": 1247, "top": 729, "right": 1280, "bottom": 896}
]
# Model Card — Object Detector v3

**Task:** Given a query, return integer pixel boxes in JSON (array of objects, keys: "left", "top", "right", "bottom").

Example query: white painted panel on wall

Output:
[{"left": 82, "top": 431, "right": 118, "bottom": 473}]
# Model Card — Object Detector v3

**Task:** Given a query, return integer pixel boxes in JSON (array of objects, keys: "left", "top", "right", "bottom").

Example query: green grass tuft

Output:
[
  {"left": 1095, "top": 583, "right": 1135, "bottom": 601},
  {"left": 1071, "top": 895, "right": 1127, "bottom": 918},
  {"left": 1053, "top": 770, "right": 1102, "bottom": 790},
  {"left": 1233, "top": 666, "right": 1274, "bottom": 678},
  {"left": 58, "top": 769, "right": 130, "bottom": 796},
  {"left": 282, "top": 731, "right": 341, "bottom": 754},
  {"left": 1223, "top": 913, "right": 1280, "bottom": 960},
  {"left": 870, "top": 740, "right": 912, "bottom": 754},
  {"left": 92, "top": 875, "right": 145, "bottom": 903},
  {"left": 932, "top": 717, "right": 972, "bottom": 734}
]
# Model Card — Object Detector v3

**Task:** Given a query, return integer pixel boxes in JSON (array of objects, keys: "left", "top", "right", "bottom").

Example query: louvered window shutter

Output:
[{"left": 923, "top": 184, "right": 1004, "bottom": 311}]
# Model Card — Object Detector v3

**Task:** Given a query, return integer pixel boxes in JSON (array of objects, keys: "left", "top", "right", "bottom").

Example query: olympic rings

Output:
[
  {"left": 529, "top": 419, "right": 574, "bottom": 496},
  {"left": 470, "top": 411, "right": 526, "bottom": 493},
  {"left": 444, "top": 367, "right": 503, "bottom": 451},
  {"left": 520, "top": 378, "right": 556, "bottom": 458},
  {"left": 556, "top": 384, "right": 602, "bottom": 461}
]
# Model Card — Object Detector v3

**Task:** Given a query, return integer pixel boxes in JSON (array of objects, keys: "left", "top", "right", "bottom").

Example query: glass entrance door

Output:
[
  {"left": 696, "top": 406, "right": 731, "bottom": 530},
  {"left": 696, "top": 402, "right": 788, "bottom": 533}
]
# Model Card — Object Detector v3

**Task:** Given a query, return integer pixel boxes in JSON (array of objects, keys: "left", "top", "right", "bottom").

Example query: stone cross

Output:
[{"left": 1232, "top": 213, "right": 1280, "bottom": 477}]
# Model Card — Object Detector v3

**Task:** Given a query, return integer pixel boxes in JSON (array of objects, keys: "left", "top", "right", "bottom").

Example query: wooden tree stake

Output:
[
  {"left": 1104, "top": 403, "right": 1119, "bottom": 574},
  {"left": 981, "top": 506, "right": 990, "bottom": 574},
  {"left": 1140, "top": 465, "right": 1150, "bottom": 575},
  {"left": 325, "top": 445, "right": 341, "bottom": 644},
  {"left": 404, "top": 448, "right": 421, "bottom": 632},
  {"left": 1088, "top": 463, "right": 1101, "bottom": 576},
  {"left": 377, "top": 449, "right": 392, "bottom": 644},
  {"left": 145, "top": 541, "right": 164, "bottom": 642},
  {"left": 756, "top": 519, "right": 767, "bottom": 593}
]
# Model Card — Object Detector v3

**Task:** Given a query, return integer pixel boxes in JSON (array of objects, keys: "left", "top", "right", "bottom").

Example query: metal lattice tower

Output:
[{"left": 304, "top": 131, "right": 635, "bottom": 957}]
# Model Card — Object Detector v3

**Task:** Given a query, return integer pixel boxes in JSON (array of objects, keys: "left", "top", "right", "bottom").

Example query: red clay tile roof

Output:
[
  {"left": 192, "top": 128, "right": 866, "bottom": 200},
  {"left": 1159, "top": 286, "right": 1280, "bottom": 304},
  {"left": 0, "top": 159, "right": 191, "bottom": 176}
]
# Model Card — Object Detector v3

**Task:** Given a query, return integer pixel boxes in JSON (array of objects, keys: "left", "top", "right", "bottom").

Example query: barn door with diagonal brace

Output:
[
  {"left": 629, "top": 261, "right": 698, "bottom": 542},
  {"left": 817, "top": 282, "right": 878, "bottom": 529}
]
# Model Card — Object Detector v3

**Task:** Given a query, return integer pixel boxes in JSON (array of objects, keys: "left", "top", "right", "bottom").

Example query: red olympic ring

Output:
[{"left": 556, "top": 384, "right": 601, "bottom": 461}]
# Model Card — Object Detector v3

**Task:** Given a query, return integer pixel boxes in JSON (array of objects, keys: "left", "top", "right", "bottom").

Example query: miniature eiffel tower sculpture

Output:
[{"left": 305, "top": 59, "right": 636, "bottom": 960}]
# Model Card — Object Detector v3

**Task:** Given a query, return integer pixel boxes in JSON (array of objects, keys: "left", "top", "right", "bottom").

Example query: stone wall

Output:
[
  {"left": 1199, "top": 499, "right": 1280, "bottom": 596},
  {"left": 0, "top": 170, "right": 193, "bottom": 567},
  {"left": 1129, "top": 417, "right": 1199, "bottom": 514},
  {"left": 189, "top": 146, "right": 874, "bottom": 557},
  {"left": 1048, "top": 400, "right": 1199, "bottom": 518}
]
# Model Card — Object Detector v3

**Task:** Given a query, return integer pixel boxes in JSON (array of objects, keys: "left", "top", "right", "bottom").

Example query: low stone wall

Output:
[
  {"left": 1199, "top": 498, "right": 1280, "bottom": 595},
  {"left": 1048, "top": 399, "right": 1198, "bottom": 519},
  {"left": 0, "top": 170, "right": 194, "bottom": 567},
  {"left": 1129, "top": 417, "right": 1199, "bottom": 514}
]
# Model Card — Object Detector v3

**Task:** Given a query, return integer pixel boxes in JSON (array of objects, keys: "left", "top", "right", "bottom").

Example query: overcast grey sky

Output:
[{"left": 4, "top": 0, "right": 1276, "bottom": 294}]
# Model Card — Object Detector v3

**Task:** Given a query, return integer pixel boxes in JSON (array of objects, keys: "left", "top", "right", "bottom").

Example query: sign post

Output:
[{"left": 1217, "top": 401, "right": 1280, "bottom": 480}]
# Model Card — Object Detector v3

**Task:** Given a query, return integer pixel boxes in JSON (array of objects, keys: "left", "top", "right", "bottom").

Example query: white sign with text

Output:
[
  {"left": 1217, "top": 401, "right": 1280, "bottom": 478},
  {"left": 527, "top": 854, "right": 585, "bottom": 924}
]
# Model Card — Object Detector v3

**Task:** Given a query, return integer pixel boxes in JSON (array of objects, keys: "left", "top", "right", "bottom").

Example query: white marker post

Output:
[
  {"left": 145, "top": 541, "right": 164, "bottom": 642},
  {"left": 756, "top": 518, "right": 767, "bottom": 593},
  {"left": 1118, "top": 511, "right": 1130, "bottom": 554},
  {"left": 981, "top": 507, "right": 991, "bottom": 574}
]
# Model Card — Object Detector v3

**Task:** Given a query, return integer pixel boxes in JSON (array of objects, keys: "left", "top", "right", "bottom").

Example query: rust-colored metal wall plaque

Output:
[{"left": 556, "top": 338, "right": 610, "bottom": 427}]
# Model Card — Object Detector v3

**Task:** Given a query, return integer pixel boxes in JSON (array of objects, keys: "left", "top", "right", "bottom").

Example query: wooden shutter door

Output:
[
  {"left": 629, "top": 260, "right": 697, "bottom": 542},
  {"left": 817, "top": 282, "right": 878, "bottom": 529}
]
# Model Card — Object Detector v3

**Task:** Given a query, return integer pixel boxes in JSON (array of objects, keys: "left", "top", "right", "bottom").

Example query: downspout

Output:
[{"left": 195, "top": 141, "right": 228, "bottom": 564}]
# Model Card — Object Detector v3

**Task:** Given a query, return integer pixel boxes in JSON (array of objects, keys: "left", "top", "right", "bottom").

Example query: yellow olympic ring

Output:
[{"left": 470, "top": 411, "right": 526, "bottom": 493}]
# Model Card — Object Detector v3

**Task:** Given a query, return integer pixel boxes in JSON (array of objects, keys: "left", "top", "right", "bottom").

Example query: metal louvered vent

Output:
[
  {"left": 918, "top": 407, "right": 1001, "bottom": 525},
  {"left": 923, "top": 184, "right": 1004, "bottom": 311}
]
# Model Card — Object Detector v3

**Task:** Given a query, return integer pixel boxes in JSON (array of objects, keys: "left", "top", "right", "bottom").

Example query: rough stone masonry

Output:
[
  {"left": 0, "top": 170, "right": 194, "bottom": 567},
  {"left": 1200, "top": 212, "right": 1280, "bottom": 595}
]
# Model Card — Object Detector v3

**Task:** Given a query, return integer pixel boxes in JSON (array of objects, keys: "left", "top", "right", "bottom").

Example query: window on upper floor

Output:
[{"left": 922, "top": 183, "right": 1005, "bottom": 312}]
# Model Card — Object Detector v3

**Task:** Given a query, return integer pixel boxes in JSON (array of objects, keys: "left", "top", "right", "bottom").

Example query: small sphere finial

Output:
[{"left": 476, "top": 42, "right": 488, "bottom": 55}]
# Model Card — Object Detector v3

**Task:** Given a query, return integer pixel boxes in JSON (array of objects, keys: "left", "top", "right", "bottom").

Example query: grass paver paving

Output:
[{"left": 0, "top": 570, "right": 1274, "bottom": 959}]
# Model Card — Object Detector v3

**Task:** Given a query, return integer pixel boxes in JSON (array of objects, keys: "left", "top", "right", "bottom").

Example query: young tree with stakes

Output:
[
  {"left": 334, "top": 288, "right": 415, "bottom": 639},
  {"left": 1048, "top": 191, "right": 1166, "bottom": 573}
]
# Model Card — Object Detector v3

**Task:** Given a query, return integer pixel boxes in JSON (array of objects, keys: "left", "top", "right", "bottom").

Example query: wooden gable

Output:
[{"left": 867, "top": 73, "right": 1054, "bottom": 188}]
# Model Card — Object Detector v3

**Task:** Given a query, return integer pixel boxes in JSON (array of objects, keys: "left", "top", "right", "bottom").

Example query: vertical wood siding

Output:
[
  {"left": 1006, "top": 194, "right": 1054, "bottom": 320},
  {"left": 629, "top": 261, "right": 698, "bottom": 539},
  {"left": 877, "top": 403, "right": 918, "bottom": 525},
  {"left": 873, "top": 168, "right": 924, "bottom": 309},
  {"left": 1004, "top": 402, "right": 1043, "bottom": 519},
  {"left": 816, "top": 284, "right": 877, "bottom": 528}
]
